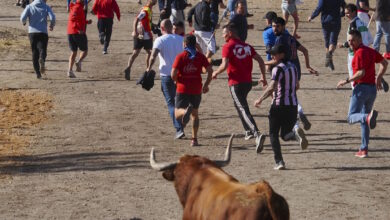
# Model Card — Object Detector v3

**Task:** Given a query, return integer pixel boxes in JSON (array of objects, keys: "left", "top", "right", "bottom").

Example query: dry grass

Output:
[
  {"left": 0, "top": 89, "right": 53, "bottom": 177},
  {"left": 0, "top": 26, "right": 29, "bottom": 52}
]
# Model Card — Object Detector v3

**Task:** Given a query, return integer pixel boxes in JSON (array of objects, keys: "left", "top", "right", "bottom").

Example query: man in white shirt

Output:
[{"left": 146, "top": 19, "right": 186, "bottom": 139}]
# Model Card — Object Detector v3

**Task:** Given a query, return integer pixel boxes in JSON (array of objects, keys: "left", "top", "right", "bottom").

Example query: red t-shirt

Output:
[
  {"left": 352, "top": 45, "right": 384, "bottom": 86},
  {"left": 67, "top": 2, "right": 87, "bottom": 34},
  {"left": 222, "top": 38, "right": 256, "bottom": 86},
  {"left": 172, "top": 51, "right": 210, "bottom": 95}
]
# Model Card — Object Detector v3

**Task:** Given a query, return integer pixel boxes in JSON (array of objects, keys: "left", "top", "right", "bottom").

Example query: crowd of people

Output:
[{"left": 18, "top": 0, "right": 389, "bottom": 170}]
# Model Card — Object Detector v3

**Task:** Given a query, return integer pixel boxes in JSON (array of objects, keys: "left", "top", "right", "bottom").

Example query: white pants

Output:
[
  {"left": 358, "top": 12, "right": 370, "bottom": 26},
  {"left": 170, "top": 9, "right": 185, "bottom": 24},
  {"left": 347, "top": 54, "right": 355, "bottom": 89},
  {"left": 194, "top": 30, "right": 216, "bottom": 55}
]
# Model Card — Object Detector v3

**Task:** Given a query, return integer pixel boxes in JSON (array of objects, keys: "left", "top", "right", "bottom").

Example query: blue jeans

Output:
[
  {"left": 373, "top": 20, "right": 390, "bottom": 53},
  {"left": 161, "top": 76, "right": 183, "bottom": 132},
  {"left": 347, "top": 84, "right": 377, "bottom": 150}
]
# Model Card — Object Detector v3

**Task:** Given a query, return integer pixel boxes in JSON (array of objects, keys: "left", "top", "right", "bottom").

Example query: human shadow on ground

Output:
[
  {"left": 311, "top": 165, "right": 390, "bottom": 171},
  {"left": 0, "top": 151, "right": 149, "bottom": 175}
]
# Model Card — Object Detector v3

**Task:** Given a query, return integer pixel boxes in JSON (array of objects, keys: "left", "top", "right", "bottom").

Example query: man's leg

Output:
[
  {"left": 125, "top": 44, "right": 141, "bottom": 80},
  {"left": 68, "top": 50, "right": 77, "bottom": 78},
  {"left": 373, "top": 21, "right": 383, "bottom": 52},
  {"left": 145, "top": 49, "right": 152, "bottom": 69},
  {"left": 103, "top": 18, "right": 113, "bottom": 52},
  {"left": 381, "top": 21, "right": 390, "bottom": 55},
  {"left": 29, "top": 33, "right": 41, "bottom": 78},
  {"left": 162, "top": 77, "right": 183, "bottom": 135},
  {"left": 97, "top": 19, "right": 105, "bottom": 45},
  {"left": 191, "top": 109, "right": 199, "bottom": 140},
  {"left": 269, "top": 107, "right": 283, "bottom": 162},
  {"left": 36, "top": 33, "right": 48, "bottom": 74},
  {"left": 359, "top": 86, "right": 377, "bottom": 151},
  {"left": 291, "top": 11, "right": 300, "bottom": 38}
]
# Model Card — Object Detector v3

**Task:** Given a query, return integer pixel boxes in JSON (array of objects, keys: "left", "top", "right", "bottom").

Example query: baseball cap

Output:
[
  {"left": 267, "top": 44, "right": 287, "bottom": 55},
  {"left": 263, "top": 11, "right": 277, "bottom": 20}
]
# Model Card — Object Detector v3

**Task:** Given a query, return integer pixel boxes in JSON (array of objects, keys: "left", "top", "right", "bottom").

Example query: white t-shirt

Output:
[{"left": 153, "top": 34, "right": 184, "bottom": 77}]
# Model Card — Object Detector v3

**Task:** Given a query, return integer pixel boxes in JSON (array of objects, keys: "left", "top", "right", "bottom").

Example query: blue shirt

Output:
[
  {"left": 20, "top": 0, "right": 56, "bottom": 34},
  {"left": 310, "top": 0, "right": 345, "bottom": 25},
  {"left": 263, "top": 26, "right": 289, "bottom": 61}
]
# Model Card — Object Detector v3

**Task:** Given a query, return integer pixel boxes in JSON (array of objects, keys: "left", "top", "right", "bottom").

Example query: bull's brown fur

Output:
[{"left": 162, "top": 155, "right": 289, "bottom": 220}]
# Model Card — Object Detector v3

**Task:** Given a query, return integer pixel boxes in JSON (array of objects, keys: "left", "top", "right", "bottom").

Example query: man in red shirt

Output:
[
  {"left": 212, "top": 23, "right": 267, "bottom": 153},
  {"left": 67, "top": 0, "right": 92, "bottom": 78},
  {"left": 171, "top": 34, "right": 213, "bottom": 146},
  {"left": 337, "top": 30, "right": 388, "bottom": 158},
  {"left": 92, "top": 0, "right": 120, "bottom": 54},
  {"left": 124, "top": 0, "right": 157, "bottom": 80}
]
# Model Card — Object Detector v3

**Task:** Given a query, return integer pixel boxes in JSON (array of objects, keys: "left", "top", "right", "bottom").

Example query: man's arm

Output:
[
  {"left": 308, "top": 0, "right": 323, "bottom": 21},
  {"left": 297, "top": 45, "right": 319, "bottom": 75},
  {"left": 212, "top": 57, "right": 228, "bottom": 79},
  {"left": 337, "top": 69, "right": 366, "bottom": 88},
  {"left": 376, "top": 59, "right": 388, "bottom": 90},
  {"left": 146, "top": 48, "right": 160, "bottom": 72},
  {"left": 47, "top": 6, "right": 56, "bottom": 31},
  {"left": 254, "top": 80, "right": 276, "bottom": 107},
  {"left": 113, "top": 0, "right": 121, "bottom": 21},
  {"left": 133, "top": 17, "right": 140, "bottom": 37},
  {"left": 171, "top": 68, "right": 179, "bottom": 81},
  {"left": 253, "top": 53, "right": 267, "bottom": 86},
  {"left": 20, "top": 6, "right": 29, "bottom": 25},
  {"left": 187, "top": 6, "right": 195, "bottom": 26},
  {"left": 203, "top": 65, "right": 213, "bottom": 93}
]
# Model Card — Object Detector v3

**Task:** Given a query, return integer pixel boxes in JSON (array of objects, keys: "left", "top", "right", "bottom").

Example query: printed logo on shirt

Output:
[
  {"left": 233, "top": 44, "right": 252, "bottom": 59},
  {"left": 183, "top": 63, "right": 198, "bottom": 74}
]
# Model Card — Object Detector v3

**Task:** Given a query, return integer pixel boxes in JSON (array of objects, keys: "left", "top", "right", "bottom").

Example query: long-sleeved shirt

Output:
[
  {"left": 20, "top": 0, "right": 56, "bottom": 34},
  {"left": 310, "top": 0, "right": 345, "bottom": 25},
  {"left": 92, "top": 0, "right": 120, "bottom": 20},
  {"left": 67, "top": 1, "right": 87, "bottom": 34},
  {"left": 187, "top": 1, "right": 212, "bottom": 32}
]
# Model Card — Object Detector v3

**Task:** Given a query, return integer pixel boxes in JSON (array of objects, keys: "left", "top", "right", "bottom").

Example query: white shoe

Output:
[
  {"left": 294, "top": 127, "right": 308, "bottom": 150},
  {"left": 67, "top": 70, "right": 76, "bottom": 78},
  {"left": 274, "top": 161, "right": 286, "bottom": 170}
]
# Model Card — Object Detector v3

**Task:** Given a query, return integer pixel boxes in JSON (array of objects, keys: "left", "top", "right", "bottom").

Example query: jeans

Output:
[
  {"left": 97, "top": 18, "right": 113, "bottom": 51},
  {"left": 161, "top": 76, "right": 183, "bottom": 132},
  {"left": 373, "top": 20, "right": 390, "bottom": 53},
  {"left": 28, "top": 33, "right": 48, "bottom": 75},
  {"left": 347, "top": 84, "right": 377, "bottom": 150}
]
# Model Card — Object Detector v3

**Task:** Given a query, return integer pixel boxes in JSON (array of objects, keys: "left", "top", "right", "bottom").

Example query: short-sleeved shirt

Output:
[
  {"left": 356, "top": 0, "right": 369, "bottom": 13},
  {"left": 271, "top": 61, "right": 298, "bottom": 106},
  {"left": 222, "top": 38, "right": 256, "bottom": 86},
  {"left": 352, "top": 45, "right": 384, "bottom": 86},
  {"left": 153, "top": 34, "right": 184, "bottom": 77},
  {"left": 172, "top": 51, "right": 210, "bottom": 94},
  {"left": 275, "top": 32, "right": 302, "bottom": 79}
]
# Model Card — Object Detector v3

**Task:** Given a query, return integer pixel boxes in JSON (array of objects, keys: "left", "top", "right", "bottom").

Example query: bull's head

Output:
[{"left": 150, "top": 134, "right": 235, "bottom": 205}]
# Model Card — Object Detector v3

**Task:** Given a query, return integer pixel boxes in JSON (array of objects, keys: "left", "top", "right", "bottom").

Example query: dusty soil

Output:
[{"left": 1, "top": 0, "right": 389, "bottom": 219}]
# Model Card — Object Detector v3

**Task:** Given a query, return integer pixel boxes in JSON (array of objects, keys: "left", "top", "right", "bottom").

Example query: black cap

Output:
[
  {"left": 267, "top": 44, "right": 287, "bottom": 55},
  {"left": 263, "top": 11, "right": 277, "bottom": 20}
]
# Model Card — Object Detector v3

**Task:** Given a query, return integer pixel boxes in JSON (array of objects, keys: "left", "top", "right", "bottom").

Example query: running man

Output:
[
  {"left": 146, "top": 19, "right": 186, "bottom": 139},
  {"left": 67, "top": 0, "right": 92, "bottom": 78},
  {"left": 171, "top": 34, "right": 213, "bottom": 146},
  {"left": 254, "top": 44, "right": 304, "bottom": 170},
  {"left": 92, "top": 0, "right": 121, "bottom": 54},
  {"left": 124, "top": 0, "right": 157, "bottom": 80},
  {"left": 212, "top": 23, "right": 267, "bottom": 153},
  {"left": 281, "top": 0, "right": 300, "bottom": 39},
  {"left": 337, "top": 30, "right": 388, "bottom": 158},
  {"left": 20, "top": 0, "right": 56, "bottom": 79}
]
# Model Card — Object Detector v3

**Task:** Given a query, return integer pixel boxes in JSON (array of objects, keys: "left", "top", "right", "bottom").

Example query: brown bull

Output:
[{"left": 150, "top": 134, "right": 290, "bottom": 220}]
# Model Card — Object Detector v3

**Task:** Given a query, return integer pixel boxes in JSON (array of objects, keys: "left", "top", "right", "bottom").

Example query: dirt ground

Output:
[{"left": 1, "top": 0, "right": 389, "bottom": 219}]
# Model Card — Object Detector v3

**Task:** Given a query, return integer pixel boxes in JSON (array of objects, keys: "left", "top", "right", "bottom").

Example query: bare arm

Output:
[
  {"left": 203, "top": 65, "right": 213, "bottom": 93},
  {"left": 253, "top": 53, "right": 267, "bottom": 86},
  {"left": 171, "top": 68, "right": 179, "bottom": 82},
  {"left": 133, "top": 18, "right": 140, "bottom": 37},
  {"left": 298, "top": 45, "right": 318, "bottom": 76},
  {"left": 337, "top": 69, "right": 366, "bottom": 88},
  {"left": 212, "top": 57, "right": 228, "bottom": 79},
  {"left": 146, "top": 48, "right": 160, "bottom": 71},
  {"left": 254, "top": 80, "right": 276, "bottom": 107}
]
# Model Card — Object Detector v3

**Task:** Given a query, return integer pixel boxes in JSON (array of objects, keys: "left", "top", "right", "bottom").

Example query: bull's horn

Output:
[
  {"left": 150, "top": 148, "right": 178, "bottom": 171},
  {"left": 214, "top": 134, "right": 234, "bottom": 167}
]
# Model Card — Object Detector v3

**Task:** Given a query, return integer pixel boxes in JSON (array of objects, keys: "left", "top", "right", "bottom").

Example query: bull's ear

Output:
[{"left": 162, "top": 169, "right": 175, "bottom": 181}]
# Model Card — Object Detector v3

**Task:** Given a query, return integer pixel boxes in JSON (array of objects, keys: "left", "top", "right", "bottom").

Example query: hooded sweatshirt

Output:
[
  {"left": 92, "top": 0, "right": 121, "bottom": 20},
  {"left": 20, "top": 0, "right": 56, "bottom": 34}
]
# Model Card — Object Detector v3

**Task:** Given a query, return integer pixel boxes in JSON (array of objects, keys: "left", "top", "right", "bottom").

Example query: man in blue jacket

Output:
[
  {"left": 308, "top": 0, "right": 346, "bottom": 71},
  {"left": 20, "top": 0, "right": 56, "bottom": 79}
]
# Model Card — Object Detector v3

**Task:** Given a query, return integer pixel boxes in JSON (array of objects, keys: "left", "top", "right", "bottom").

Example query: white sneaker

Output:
[
  {"left": 294, "top": 127, "right": 308, "bottom": 150},
  {"left": 244, "top": 131, "right": 254, "bottom": 140},
  {"left": 274, "top": 161, "right": 286, "bottom": 170},
  {"left": 67, "top": 70, "right": 76, "bottom": 78}
]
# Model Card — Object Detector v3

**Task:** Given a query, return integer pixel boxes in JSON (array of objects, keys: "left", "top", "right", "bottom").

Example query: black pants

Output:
[
  {"left": 97, "top": 18, "right": 113, "bottom": 51},
  {"left": 229, "top": 83, "right": 259, "bottom": 134},
  {"left": 269, "top": 105, "right": 297, "bottom": 163},
  {"left": 28, "top": 33, "right": 48, "bottom": 75}
]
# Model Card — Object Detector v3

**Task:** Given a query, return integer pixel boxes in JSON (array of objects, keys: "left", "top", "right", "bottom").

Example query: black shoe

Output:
[
  {"left": 211, "top": 59, "right": 222, "bottom": 66},
  {"left": 16, "top": 2, "right": 21, "bottom": 6},
  {"left": 367, "top": 110, "right": 378, "bottom": 129},
  {"left": 299, "top": 112, "right": 311, "bottom": 130},
  {"left": 36, "top": 72, "right": 42, "bottom": 79},
  {"left": 124, "top": 67, "right": 130, "bottom": 80},
  {"left": 381, "top": 78, "right": 389, "bottom": 92},
  {"left": 325, "top": 52, "right": 331, "bottom": 68},
  {"left": 328, "top": 58, "right": 335, "bottom": 71},
  {"left": 246, "top": 13, "right": 253, "bottom": 17}
]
